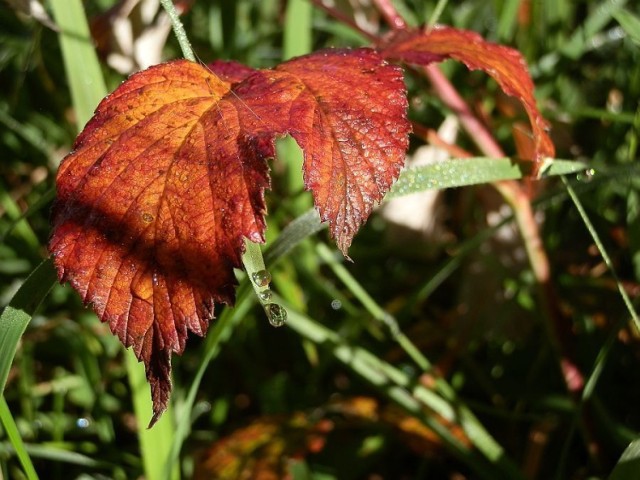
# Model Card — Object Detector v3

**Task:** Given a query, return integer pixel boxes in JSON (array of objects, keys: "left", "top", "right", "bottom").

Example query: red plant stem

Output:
[
  {"left": 371, "top": 0, "right": 407, "bottom": 30},
  {"left": 422, "top": 39, "right": 585, "bottom": 401},
  {"left": 411, "top": 122, "right": 474, "bottom": 159},
  {"left": 425, "top": 65, "right": 505, "bottom": 158},
  {"left": 369, "top": 1, "right": 604, "bottom": 467},
  {"left": 424, "top": 66, "right": 554, "bottom": 286}
]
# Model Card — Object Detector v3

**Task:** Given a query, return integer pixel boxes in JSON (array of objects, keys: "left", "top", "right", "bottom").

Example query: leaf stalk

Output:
[{"left": 159, "top": 0, "right": 195, "bottom": 62}]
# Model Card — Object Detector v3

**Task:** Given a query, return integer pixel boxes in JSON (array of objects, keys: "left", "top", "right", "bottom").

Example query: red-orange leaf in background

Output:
[
  {"left": 193, "top": 397, "right": 470, "bottom": 479},
  {"left": 49, "top": 49, "right": 409, "bottom": 423},
  {"left": 194, "top": 413, "right": 333, "bottom": 480},
  {"left": 379, "top": 25, "right": 555, "bottom": 173}
]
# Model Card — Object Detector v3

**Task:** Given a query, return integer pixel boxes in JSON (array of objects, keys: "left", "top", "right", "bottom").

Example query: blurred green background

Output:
[{"left": 1, "top": 0, "right": 639, "bottom": 479}]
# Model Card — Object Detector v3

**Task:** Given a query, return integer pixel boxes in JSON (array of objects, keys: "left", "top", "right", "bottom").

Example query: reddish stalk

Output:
[
  {"left": 422, "top": 42, "right": 585, "bottom": 406},
  {"left": 371, "top": 0, "right": 407, "bottom": 30},
  {"left": 424, "top": 66, "right": 553, "bottom": 288},
  {"left": 425, "top": 65, "right": 505, "bottom": 158},
  {"left": 374, "top": 0, "right": 604, "bottom": 468},
  {"left": 411, "top": 122, "right": 473, "bottom": 159}
]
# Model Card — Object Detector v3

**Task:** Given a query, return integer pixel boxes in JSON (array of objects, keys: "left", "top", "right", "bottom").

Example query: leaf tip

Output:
[{"left": 145, "top": 347, "right": 173, "bottom": 428}]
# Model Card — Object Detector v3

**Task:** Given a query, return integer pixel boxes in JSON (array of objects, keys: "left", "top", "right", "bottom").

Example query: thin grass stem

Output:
[
  {"left": 562, "top": 175, "right": 640, "bottom": 329},
  {"left": 427, "top": 0, "right": 450, "bottom": 27}
]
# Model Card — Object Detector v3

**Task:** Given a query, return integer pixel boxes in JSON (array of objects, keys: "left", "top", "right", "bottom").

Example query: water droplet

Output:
[
  {"left": 576, "top": 168, "right": 595, "bottom": 182},
  {"left": 259, "top": 289, "right": 273, "bottom": 301},
  {"left": 265, "top": 303, "right": 287, "bottom": 327},
  {"left": 330, "top": 299, "right": 342, "bottom": 310},
  {"left": 142, "top": 212, "right": 154, "bottom": 223},
  {"left": 76, "top": 417, "right": 90, "bottom": 428},
  {"left": 252, "top": 269, "right": 271, "bottom": 287}
]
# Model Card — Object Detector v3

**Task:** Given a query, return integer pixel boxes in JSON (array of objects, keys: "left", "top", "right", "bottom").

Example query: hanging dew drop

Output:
[
  {"left": 265, "top": 303, "right": 287, "bottom": 327},
  {"left": 259, "top": 289, "right": 273, "bottom": 301},
  {"left": 576, "top": 168, "right": 595, "bottom": 183},
  {"left": 252, "top": 269, "right": 272, "bottom": 287}
]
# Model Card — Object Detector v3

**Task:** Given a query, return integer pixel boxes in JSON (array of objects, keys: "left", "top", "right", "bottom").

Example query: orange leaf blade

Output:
[
  {"left": 277, "top": 49, "right": 411, "bottom": 253},
  {"left": 50, "top": 60, "right": 270, "bottom": 422}
]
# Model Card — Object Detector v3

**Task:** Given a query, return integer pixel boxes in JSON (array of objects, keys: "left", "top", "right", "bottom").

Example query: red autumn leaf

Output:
[
  {"left": 275, "top": 50, "right": 410, "bottom": 253},
  {"left": 328, "top": 396, "right": 470, "bottom": 456},
  {"left": 193, "top": 397, "right": 466, "bottom": 479},
  {"left": 379, "top": 25, "right": 555, "bottom": 172},
  {"left": 49, "top": 49, "right": 409, "bottom": 423}
]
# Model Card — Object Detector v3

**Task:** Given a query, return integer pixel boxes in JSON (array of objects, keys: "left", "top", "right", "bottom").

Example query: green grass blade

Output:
[
  {"left": 313, "top": 242, "right": 521, "bottom": 470},
  {"left": 283, "top": 0, "right": 312, "bottom": 60},
  {"left": 613, "top": 8, "right": 640, "bottom": 45},
  {"left": 282, "top": 301, "right": 525, "bottom": 479},
  {"left": 562, "top": 176, "right": 640, "bottom": 331},
  {"left": 281, "top": 1, "right": 313, "bottom": 212},
  {"left": 126, "top": 351, "right": 179, "bottom": 480},
  {"left": 264, "top": 209, "right": 324, "bottom": 264},
  {"left": 0, "top": 259, "right": 55, "bottom": 480},
  {"left": 561, "top": 0, "right": 628, "bottom": 60},
  {"left": 0, "top": 258, "right": 57, "bottom": 396},
  {"left": 49, "top": 0, "right": 107, "bottom": 128},
  {"left": 387, "top": 157, "right": 586, "bottom": 199},
  {"left": 609, "top": 439, "right": 640, "bottom": 480},
  {"left": 242, "top": 239, "right": 281, "bottom": 322},
  {"left": 8, "top": 443, "right": 105, "bottom": 468},
  {"left": 166, "top": 283, "right": 254, "bottom": 480},
  {"left": 263, "top": 159, "right": 587, "bottom": 267},
  {"left": 555, "top": 176, "right": 640, "bottom": 478},
  {"left": 0, "top": 258, "right": 56, "bottom": 480},
  {"left": 495, "top": 0, "right": 520, "bottom": 40},
  {"left": 315, "top": 242, "right": 430, "bottom": 371},
  {"left": 0, "top": 184, "right": 40, "bottom": 252},
  {"left": 0, "top": 187, "right": 55, "bottom": 244},
  {"left": 0, "top": 107, "right": 50, "bottom": 156},
  {"left": 427, "top": 0, "right": 450, "bottom": 28},
  {"left": 0, "top": 439, "right": 117, "bottom": 471},
  {"left": 0, "top": 397, "right": 38, "bottom": 480},
  {"left": 567, "top": 107, "right": 636, "bottom": 124}
]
